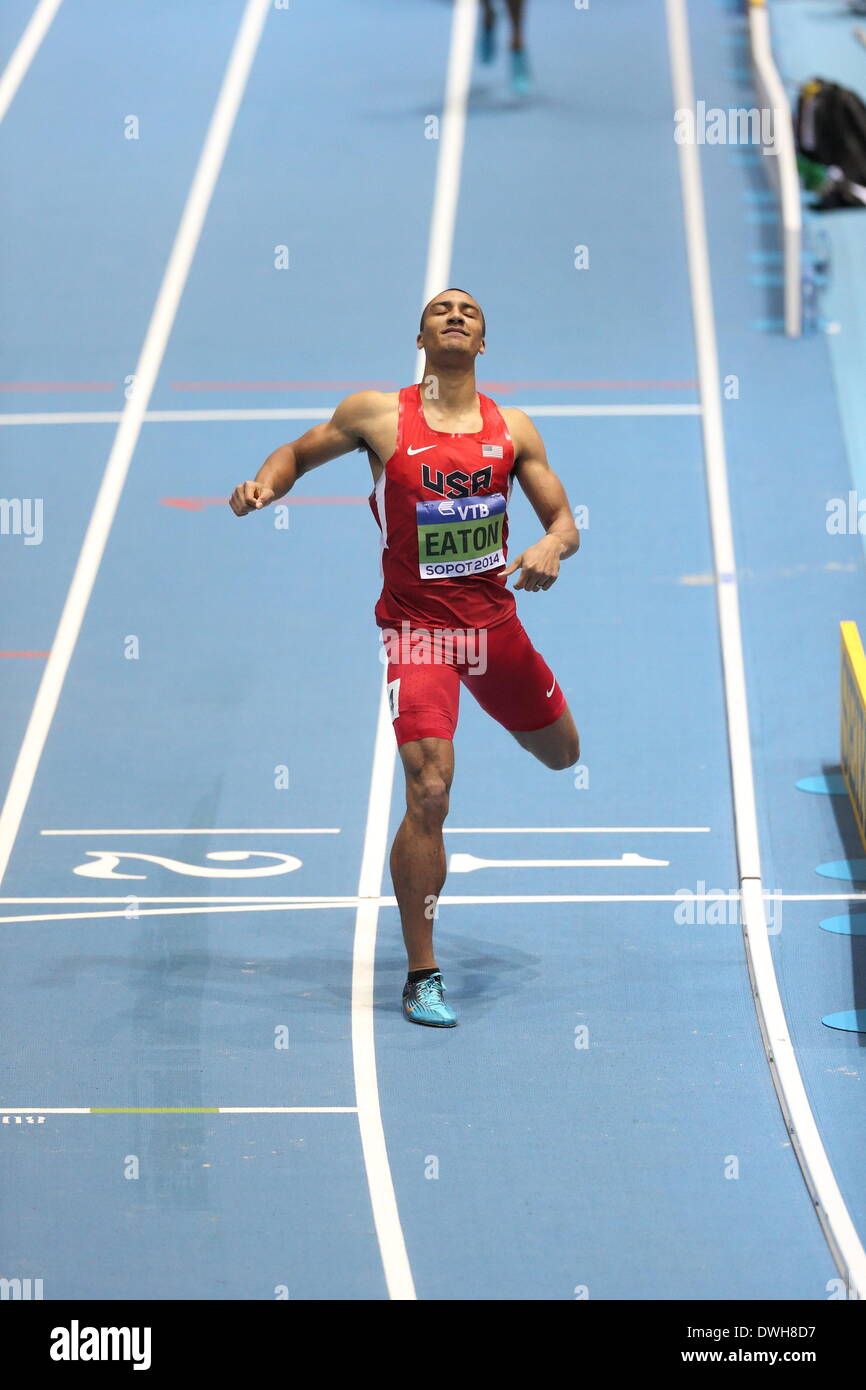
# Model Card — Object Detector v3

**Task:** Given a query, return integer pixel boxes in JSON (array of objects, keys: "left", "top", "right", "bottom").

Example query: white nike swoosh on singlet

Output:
[
  {"left": 546, "top": 680, "right": 556, "bottom": 698},
  {"left": 406, "top": 444, "right": 437, "bottom": 455}
]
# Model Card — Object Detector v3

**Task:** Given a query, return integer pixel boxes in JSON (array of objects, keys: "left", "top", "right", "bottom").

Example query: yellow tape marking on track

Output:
[{"left": 840, "top": 621, "right": 866, "bottom": 855}]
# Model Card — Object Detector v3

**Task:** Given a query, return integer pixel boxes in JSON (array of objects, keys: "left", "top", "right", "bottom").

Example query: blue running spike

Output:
[
  {"left": 402, "top": 971, "right": 458, "bottom": 1028},
  {"left": 479, "top": 17, "right": 496, "bottom": 65},
  {"left": 510, "top": 50, "right": 532, "bottom": 96}
]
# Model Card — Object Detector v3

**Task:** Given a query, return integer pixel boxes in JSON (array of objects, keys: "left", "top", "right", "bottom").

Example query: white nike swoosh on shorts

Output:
[{"left": 546, "top": 680, "right": 556, "bottom": 698}]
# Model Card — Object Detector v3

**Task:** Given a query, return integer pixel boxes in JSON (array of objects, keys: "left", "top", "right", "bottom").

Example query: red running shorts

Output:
[{"left": 381, "top": 611, "right": 567, "bottom": 747}]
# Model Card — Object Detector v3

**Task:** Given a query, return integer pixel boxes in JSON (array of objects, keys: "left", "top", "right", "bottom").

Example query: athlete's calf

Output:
[{"left": 390, "top": 737, "right": 455, "bottom": 971}]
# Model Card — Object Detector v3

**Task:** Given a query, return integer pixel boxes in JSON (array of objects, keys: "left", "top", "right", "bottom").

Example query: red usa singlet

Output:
[{"left": 369, "top": 384, "right": 518, "bottom": 631}]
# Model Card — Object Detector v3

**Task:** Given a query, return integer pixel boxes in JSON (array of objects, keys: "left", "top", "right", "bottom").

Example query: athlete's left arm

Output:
[{"left": 503, "top": 409, "right": 580, "bottom": 592}]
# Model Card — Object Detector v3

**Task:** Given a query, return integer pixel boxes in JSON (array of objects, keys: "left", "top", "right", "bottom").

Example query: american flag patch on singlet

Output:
[{"left": 482, "top": 443, "right": 503, "bottom": 458}]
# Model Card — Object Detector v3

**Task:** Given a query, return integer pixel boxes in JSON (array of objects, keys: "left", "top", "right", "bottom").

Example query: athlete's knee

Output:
[
  {"left": 516, "top": 720, "right": 580, "bottom": 771},
  {"left": 541, "top": 728, "right": 580, "bottom": 771},
  {"left": 407, "top": 769, "right": 450, "bottom": 828},
  {"left": 549, "top": 731, "right": 580, "bottom": 771}
]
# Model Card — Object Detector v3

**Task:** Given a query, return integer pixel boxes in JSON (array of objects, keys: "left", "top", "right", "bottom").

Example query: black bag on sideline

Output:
[{"left": 796, "top": 78, "right": 866, "bottom": 208}]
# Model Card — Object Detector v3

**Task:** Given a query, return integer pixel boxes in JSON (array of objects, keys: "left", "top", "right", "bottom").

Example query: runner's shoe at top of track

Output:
[
  {"left": 510, "top": 50, "right": 532, "bottom": 96},
  {"left": 402, "top": 972, "right": 458, "bottom": 1028},
  {"left": 479, "top": 13, "right": 496, "bottom": 64}
]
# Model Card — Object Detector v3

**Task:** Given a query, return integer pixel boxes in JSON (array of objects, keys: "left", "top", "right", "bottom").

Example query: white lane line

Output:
[
  {"left": 667, "top": 0, "right": 866, "bottom": 1299},
  {"left": 351, "top": 0, "right": 478, "bottom": 1305},
  {"left": 448, "top": 852, "right": 669, "bottom": 873},
  {"left": 1, "top": 1107, "right": 357, "bottom": 1116},
  {"left": 518, "top": 404, "right": 701, "bottom": 417},
  {"left": 0, "top": 895, "right": 360, "bottom": 904},
  {"left": 41, "top": 827, "right": 340, "bottom": 835},
  {"left": 351, "top": 674, "right": 412, "bottom": 1293},
  {"left": 0, "top": 903, "right": 355, "bottom": 925},
  {"left": 5, "top": 891, "right": 864, "bottom": 906},
  {"left": 3, "top": 1110, "right": 88, "bottom": 1116},
  {"left": 0, "top": 0, "right": 272, "bottom": 892},
  {"left": 0, "top": 890, "right": 739, "bottom": 927},
  {"left": 775, "top": 894, "right": 866, "bottom": 902},
  {"left": 3, "top": 890, "right": 865, "bottom": 909},
  {"left": 412, "top": 0, "right": 477, "bottom": 385},
  {"left": 445, "top": 826, "right": 710, "bottom": 834},
  {"left": 217, "top": 1107, "right": 357, "bottom": 1115},
  {"left": 0, "top": 0, "right": 63, "bottom": 124},
  {"left": 440, "top": 893, "right": 736, "bottom": 904},
  {"left": 0, "top": 404, "right": 701, "bottom": 426},
  {"left": 13, "top": 891, "right": 866, "bottom": 926}
]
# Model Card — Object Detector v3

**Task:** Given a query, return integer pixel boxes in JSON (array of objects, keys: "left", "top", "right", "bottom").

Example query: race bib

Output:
[{"left": 416, "top": 494, "right": 506, "bottom": 579}]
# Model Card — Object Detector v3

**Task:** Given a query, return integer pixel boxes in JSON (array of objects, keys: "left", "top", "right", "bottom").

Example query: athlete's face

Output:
[{"left": 417, "top": 292, "right": 486, "bottom": 361}]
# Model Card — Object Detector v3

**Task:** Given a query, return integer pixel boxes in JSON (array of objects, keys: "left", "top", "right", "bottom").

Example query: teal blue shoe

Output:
[
  {"left": 479, "top": 16, "right": 496, "bottom": 64},
  {"left": 510, "top": 49, "right": 532, "bottom": 96},
  {"left": 402, "top": 972, "right": 458, "bottom": 1028}
]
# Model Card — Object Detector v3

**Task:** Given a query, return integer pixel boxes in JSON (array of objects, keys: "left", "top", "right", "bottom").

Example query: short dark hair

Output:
[{"left": 419, "top": 288, "right": 486, "bottom": 338}]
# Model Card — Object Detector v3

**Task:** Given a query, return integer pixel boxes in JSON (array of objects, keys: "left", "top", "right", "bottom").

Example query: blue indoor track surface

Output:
[{"left": 1, "top": 0, "right": 865, "bottom": 1301}]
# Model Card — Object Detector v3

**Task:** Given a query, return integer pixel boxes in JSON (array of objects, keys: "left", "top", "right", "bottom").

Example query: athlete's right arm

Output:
[{"left": 228, "top": 391, "right": 378, "bottom": 516}]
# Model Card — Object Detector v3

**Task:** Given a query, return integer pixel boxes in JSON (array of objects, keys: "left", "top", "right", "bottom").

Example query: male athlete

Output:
[
  {"left": 229, "top": 290, "right": 580, "bottom": 1028},
  {"left": 480, "top": 0, "right": 531, "bottom": 95}
]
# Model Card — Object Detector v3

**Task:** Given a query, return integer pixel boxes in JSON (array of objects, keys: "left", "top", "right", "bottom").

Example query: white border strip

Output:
[
  {"left": 41, "top": 827, "right": 340, "bottom": 835},
  {"left": 7, "top": 892, "right": 866, "bottom": 904},
  {"left": 1, "top": 1107, "right": 357, "bottom": 1116},
  {"left": 667, "top": 0, "right": 866, "bottom": 1298},
  {"left": 6, "top": 893, "right": 866, "bottom": 929},
  {"left": 350, "top": 0, "right": 478, "bottom": 1304},
  {"left": 9, "top": 891, "right": 866, "bottom": 927},
  {"left": 0, "top": 0, "right": 272, "bottom": 891},
  {"left": 39, "top": 824, "right": 703, "bottom": 835},
  {"left": 0, "top": 0, "right": 63, "bottom": 124},
  {"left": 412, "top": 0, "right": 478, "bottom": 385},
  {"left": 506, "top": 404, "right": 701, "bottom": 417},
  {"left": 747, "top": 0, "right": 802, "bottom": 338},
  {"left": 445, "top": 825, "right": 710, "bottom": 833}
]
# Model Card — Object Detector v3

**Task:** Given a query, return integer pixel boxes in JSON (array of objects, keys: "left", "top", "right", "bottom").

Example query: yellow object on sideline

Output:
[{"left": 840, "top": 621, "right": 866, "bottom": 853}]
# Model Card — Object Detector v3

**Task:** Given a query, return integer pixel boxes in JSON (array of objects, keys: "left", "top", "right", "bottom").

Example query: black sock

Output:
[{"left": 408, "top": 967, "right": 438, "bottom": 985}]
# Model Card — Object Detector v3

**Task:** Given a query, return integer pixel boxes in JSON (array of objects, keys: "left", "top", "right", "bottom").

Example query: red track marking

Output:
[
  {"left": 0, "top": 651, "right": 50, "bottom": 658},
  {"left": 0, "top": 382, "right": 116, "bottom": 393},
  {"left": 161, "top": 496, "right": 369, "bottom": 511},
  {"left": 170, "top": 380, "right": 400, "bottom": 392},
  {"left": 480, "top": 379, "right": 698, "bottom": 392}
]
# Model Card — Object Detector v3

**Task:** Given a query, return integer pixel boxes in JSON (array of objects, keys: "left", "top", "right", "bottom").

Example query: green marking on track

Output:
[{"left": 91, "top": 1107, "right": 220, "bottom": 1114}]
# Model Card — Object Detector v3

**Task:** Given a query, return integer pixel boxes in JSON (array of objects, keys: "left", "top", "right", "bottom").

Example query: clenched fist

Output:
[
  {"left": 504, "top": 534, "right": 565, "bottom": 592},
  {"left": 229, "top": 481, "right": 276, "bottom": 516}
]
